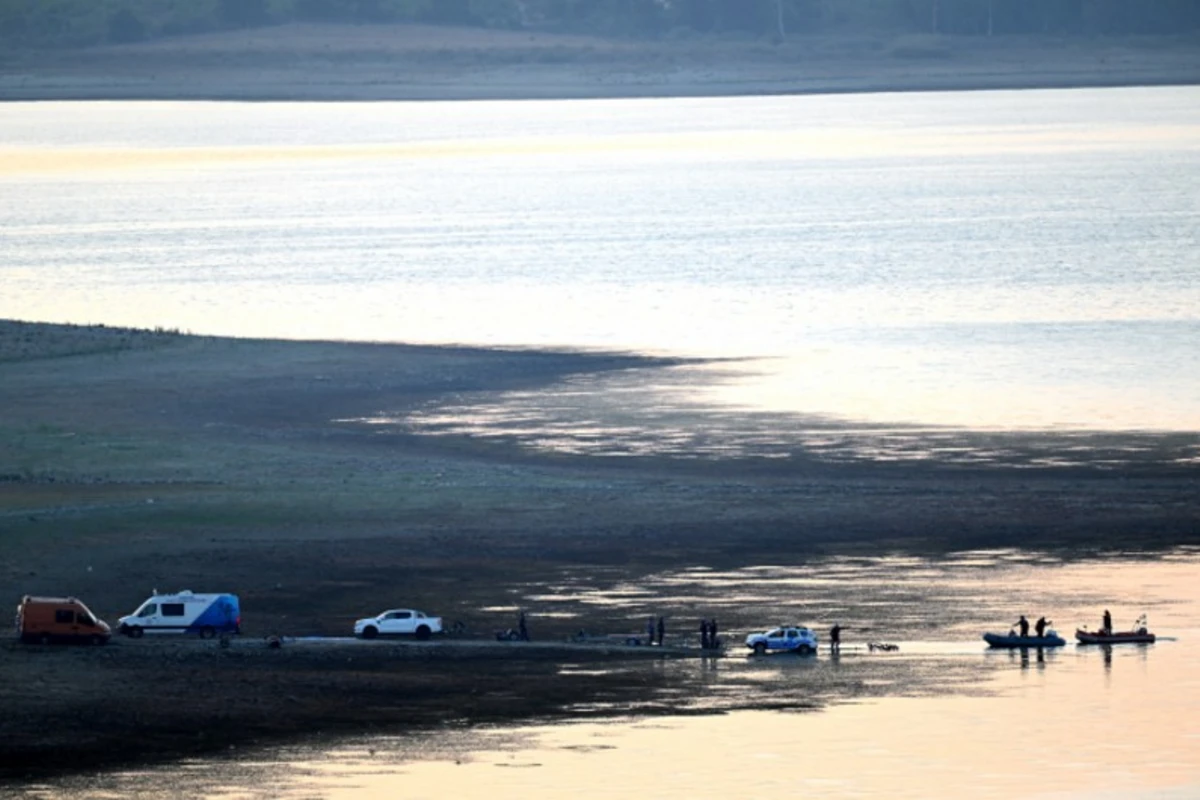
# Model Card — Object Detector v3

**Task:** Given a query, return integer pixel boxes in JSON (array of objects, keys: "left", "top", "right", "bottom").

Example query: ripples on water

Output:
[
  {"left": 27, "top": 550, "right": 1200, "bottom": 799},
  {"left": 2, "top": 87, "right": 1200, "bottom": 431},
  {"left": 5, "top": 86, "right": 1200, "bottom": 798},
  {"left": 524, "top": 548, "right": 1198, "bottom": 643},
  {"left": 373, "top": 363, "right": 1200, "bottom": 465}
]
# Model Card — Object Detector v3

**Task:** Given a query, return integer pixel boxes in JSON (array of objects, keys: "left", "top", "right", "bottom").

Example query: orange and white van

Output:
[{"left": 16, "top": 595, "right": 111, "bottom": 645}]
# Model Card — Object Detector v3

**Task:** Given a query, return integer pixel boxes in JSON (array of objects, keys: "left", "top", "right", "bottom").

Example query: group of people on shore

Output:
[
  {"left": 536, "top": 611, "right": 849, "bottom": 652},
  {"left": 643, "top": 616, "right": 719, "bottom": 649},
  {"left": 638, "top": 617, "right": 722, "bottom": 649},
  {"left": 698, "top": 618, "right": 721, "bottom": 649}
]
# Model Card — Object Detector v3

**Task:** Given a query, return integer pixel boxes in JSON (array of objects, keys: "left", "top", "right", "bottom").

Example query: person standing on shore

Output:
[
  {"left": 518, "top": 610, "right": 529, "bottom": 642},
  {"left": 699, "top": 619, "right": 709, "bottom": 649},
  {"left": 646, "top": 616, "right": 656, "bottom": 646},
  {"left": 710, "top": 618, "right": 719, "bottom": 649},
  {"left": 656, "top": 616, "right": 665, "bottom": 646},
  {"left": 830, "top": 623, "right": 842, "bottom": 652}
]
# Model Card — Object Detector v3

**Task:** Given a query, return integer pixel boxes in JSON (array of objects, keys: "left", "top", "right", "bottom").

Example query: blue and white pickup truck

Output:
[{"left": 745, "top": 626, "right": 819, "bottom": 655}]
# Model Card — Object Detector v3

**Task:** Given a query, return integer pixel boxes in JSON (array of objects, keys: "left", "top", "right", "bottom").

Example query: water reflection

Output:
[
  {"left": 1005, "top": 646, "right": 1049, "bottom": 671},
  {"left": 26, "top": 550, "right": 1200, "bottom": 799},
  {"left": 371, "top": 364, "right": 1200, "bottom": 466},
  {"left": 5, "top": 90, "right": 1200, "bottom": 434},
  {"left": 515, "top": 549, "right": 1199, "bottom": 645}
]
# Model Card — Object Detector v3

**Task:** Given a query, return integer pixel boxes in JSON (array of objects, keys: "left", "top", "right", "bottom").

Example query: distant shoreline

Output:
[
  {"left": 2, "top": 24, "right": 1198, "bottom": 102},
  {"left": 2, "top": 74, "right": 1198, "bottom": 104}
]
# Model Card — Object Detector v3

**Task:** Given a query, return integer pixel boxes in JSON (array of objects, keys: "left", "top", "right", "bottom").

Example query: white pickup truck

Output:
[
  {"left": 354, "top": 609, "right": 443, "bottom": 640},
  {"left": 745, "top": 626, "right": 819, "bottom": 655}
]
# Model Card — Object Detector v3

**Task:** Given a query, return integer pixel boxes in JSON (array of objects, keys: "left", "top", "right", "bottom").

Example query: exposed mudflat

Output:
[
  {"left": 1, "top": 320, "right": 1197, "bottom": 781},
  {"left": 0, "top": 635, "right": 711, "bottom": 779}
]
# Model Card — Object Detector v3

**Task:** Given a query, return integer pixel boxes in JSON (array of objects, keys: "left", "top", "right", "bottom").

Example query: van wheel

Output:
[
  {"left": 796, "top": 644, "right": 813, "bottom": 656},
  {"left": 362, "top": 626, "right": 378, "bottom": 640},
  {"left": 415, "top": 625, "right": 431, "bottom": 641},
  {"left": 127, "top": 626, "right": 144, "bottom": 639},
  {"left": 753, "top": 642, "right": 767, "bottom": 655},
  {"left": 199, "top": 627, "right": 216, "bottom": 640}
]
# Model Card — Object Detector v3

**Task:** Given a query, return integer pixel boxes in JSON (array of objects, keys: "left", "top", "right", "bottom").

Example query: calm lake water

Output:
[
  {"left": 2, "top": 87, "right": 1199, "bottom": 432},
  {"left": 26, "top": 549, "right": 1200, "bottom": 799},
  {"left": 3, "top": 88, "right": 1200, "bottom": 797}
]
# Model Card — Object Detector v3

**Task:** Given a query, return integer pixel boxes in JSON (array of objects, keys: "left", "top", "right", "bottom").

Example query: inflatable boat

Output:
[
  {"left": 983, "top": 631, "right": 1067, "bottom": 648},
  {"left": 1075, "top": 629, "right": 1155, "bottom": 645}
]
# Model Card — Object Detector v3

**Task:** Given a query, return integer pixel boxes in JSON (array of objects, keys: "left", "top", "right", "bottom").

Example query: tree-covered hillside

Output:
[{"left": 2, "top": 0, "right": 1199, "bottom": 48}]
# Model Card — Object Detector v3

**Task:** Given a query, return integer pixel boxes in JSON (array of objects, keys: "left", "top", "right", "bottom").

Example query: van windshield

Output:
[{"left": 137, "top": 603, "right": 157, "bottom": 618}]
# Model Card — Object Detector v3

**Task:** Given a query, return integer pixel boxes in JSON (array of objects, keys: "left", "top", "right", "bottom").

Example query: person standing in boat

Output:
[
  {"left": 1103, "top": 609, "right": 1112, "bottom": 634},
  {"left": 1015, "top": 615, "right": 1030, "bottom": 637},
  {"left": 1034, "top": 617, "right": 1049, "bottom": 638}
]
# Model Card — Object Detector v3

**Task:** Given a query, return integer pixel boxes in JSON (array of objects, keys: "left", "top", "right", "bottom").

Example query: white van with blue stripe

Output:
[{"left": 117, "top": 590, "right": 241, "bottom": 638}]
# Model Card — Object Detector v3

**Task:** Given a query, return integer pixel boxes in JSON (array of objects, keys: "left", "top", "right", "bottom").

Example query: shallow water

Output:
[
  {"left": 385, "top": 367, "right": 1200, "bottom": 464},
  {"left": 3, "top": 87, "right": 1199, "bottom": 432},
  {"left": 4, "top": 87, "right": 1199, "bottom": 798},
  {"left": 27, "top": 550, "right": 1200, "bottom": 798}
]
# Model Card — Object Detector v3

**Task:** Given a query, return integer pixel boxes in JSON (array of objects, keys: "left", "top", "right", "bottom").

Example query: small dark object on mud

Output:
[
  {"left": 265, "top": 635, "right": 283, "bottom": 649},
  {"left": 868, "top": 642, "right": 899, "bottom": 652}
]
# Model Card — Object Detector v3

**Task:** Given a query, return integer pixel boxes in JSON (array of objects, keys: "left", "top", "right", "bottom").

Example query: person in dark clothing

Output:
[
  {"left": 709, "top": 618, "right": 719, "bottom": 649},
  {"left": 656, "top": 616, "right": 665, "bottom": 646},
  {"left": 699, "top": 619, "right": 709, "bottom": 650},
  {"left": 518, "top": 610, "right": 529, "bottom": 642},
  {"left": 830, "top": 623, "right": 842, "bottom": 652},
  {"left": 1016, "top": 615, "right": 1029, "bottom": 637},
  {"left": 1103, "top": 609, "right": 1112, "bottom": 634},
  {"left": 1035, "top": 617, "right": 1048, "bottom": 638}
]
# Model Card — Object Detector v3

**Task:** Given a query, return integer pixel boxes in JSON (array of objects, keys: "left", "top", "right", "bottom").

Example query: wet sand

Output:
[
  {"left": 1, "top": 320, "right": 1198, "bottom": 781},
  {"left": 0, "top": 636, "right": 698, "bottom": 780},
  {"left": 2, "top": 24, "right": 1198, "bottom": 101}
]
